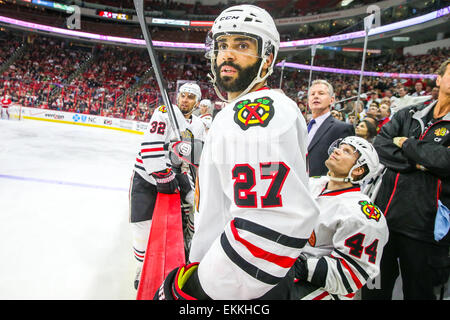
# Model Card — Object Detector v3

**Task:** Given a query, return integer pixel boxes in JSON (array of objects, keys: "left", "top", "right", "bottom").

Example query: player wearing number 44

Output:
[
  {"left": 154, "top": 4, "right": 320, "bottom": 300},
  {"left": 291, "top": 136, "right": 389, "bottom": 300}
]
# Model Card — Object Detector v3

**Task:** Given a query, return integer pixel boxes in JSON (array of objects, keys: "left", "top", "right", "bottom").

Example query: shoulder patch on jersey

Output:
[
  {"left": 158, "top": 105, "right": 167, "bottom": 113},
  {"left": 358, "top": 200, "right": 382, "bottom": 222},
  {"left": 308, "top": 230, "right": 316, "bottom": 247},
  {"left": 233, "top": 96, "right": 274, "bottom": 130},
  {"left": 434, "top": 127, "right": 448, "bottom": 137},
  {"left": 181, "top": 128, "right": 194, "bottom": 139}
]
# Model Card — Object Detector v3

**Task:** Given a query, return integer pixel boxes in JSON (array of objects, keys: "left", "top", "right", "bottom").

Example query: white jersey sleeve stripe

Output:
[
  {"left": 334, "top": 257, "right": 354, "bottom": 294},
  {"left": 334, "top": 248, "right": 370, "bottom": 280},
  {"left": 141, "top": 141, "right": 165, "bottom": 146},
  {"left": 229, "top": 220, "right": 297, "bottom": 268},
  {"left": 332, "top": 254, "right": 365, "bottom": 291},
  {"left": 234, "top": 218, "right": 308, "bottom": 249},
  {"left": 220, "top": 232, "right": 282, "bottom": 285},
  {"left": 141, "top": 141, "right": 166, "bottom": 159}
]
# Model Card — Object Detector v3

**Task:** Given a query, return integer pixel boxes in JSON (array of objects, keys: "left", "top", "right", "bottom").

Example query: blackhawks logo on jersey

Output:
[
  {"left": 233, "top": 96, "right": 274, "bottom": 130},
  {"left": 434, "top": 127, "right": 448, "bottom": 137},
  {"left": 359, "top": 200, "right": 381, "bottom": 222}
]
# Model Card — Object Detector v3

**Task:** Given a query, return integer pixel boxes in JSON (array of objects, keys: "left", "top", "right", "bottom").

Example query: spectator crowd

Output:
[{"left": 1, "top": 27, "right": 446, "bottom": 129}]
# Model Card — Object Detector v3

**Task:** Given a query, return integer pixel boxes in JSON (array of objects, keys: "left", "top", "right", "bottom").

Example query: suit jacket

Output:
[{"left": 307, "top": 115, "right": 355, "bottom": 177}]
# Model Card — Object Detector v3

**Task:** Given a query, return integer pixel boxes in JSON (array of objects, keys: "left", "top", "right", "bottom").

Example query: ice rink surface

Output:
[{"left": 0, "top": 119, "right": 142, "bottom": 299}]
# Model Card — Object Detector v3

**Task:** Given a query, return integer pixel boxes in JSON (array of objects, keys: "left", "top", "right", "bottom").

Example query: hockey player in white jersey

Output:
[
  {"left": 172, "top": 82, "right": 206, "bottom": 256},
  {"left": 198, "top": 99, "right": 213, "bottom": 131},
  {"left": 292, "top": 136, "right": 389, "bottom": 300},
  {"left": 129, "top": 82, "right": 204, "bottom": 290},
  {"left": 178, "top": 83, "right": 207, "bottom": 143},
  {"left": 154, "top": 4, "right": 319, "bottom": 300}
]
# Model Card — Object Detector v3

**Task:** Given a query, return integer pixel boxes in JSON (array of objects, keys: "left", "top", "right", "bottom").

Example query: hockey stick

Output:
[
  {"left": 134, "top": 0, "right": 182, "bottom": 141},
  {"left": 134, "top": 0, "right": 197, "bottom": 183}
]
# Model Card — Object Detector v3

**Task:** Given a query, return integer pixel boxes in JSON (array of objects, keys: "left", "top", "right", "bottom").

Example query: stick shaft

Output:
[{"left": 134, "top": 0, "right": 181, "bottom": 140}]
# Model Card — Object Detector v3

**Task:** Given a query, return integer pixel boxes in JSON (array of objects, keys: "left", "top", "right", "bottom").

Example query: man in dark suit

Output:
[{"left": 307, "top": 80, "right": 354, "bottom": 177}]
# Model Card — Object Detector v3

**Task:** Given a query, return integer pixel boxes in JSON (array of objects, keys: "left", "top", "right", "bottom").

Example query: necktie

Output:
[{"left": 307, "top": 119, "right": 316, "bottom": 133}]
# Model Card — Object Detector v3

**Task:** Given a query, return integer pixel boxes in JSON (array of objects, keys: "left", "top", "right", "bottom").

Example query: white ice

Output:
[{"left": 0, "top": 119, "right": 142, "bottom": 299}]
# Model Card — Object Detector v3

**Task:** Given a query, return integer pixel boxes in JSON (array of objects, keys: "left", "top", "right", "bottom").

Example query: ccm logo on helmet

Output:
[{"left": 220, "top": 15, "right": 239, "bottom": 21}]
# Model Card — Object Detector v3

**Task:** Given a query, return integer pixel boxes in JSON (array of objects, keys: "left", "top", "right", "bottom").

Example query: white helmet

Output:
[
  {"left": 327, "top": 136, "right": 380, "bottom": 184},
  {"left": 178, "top": 82, "right": 202, "bottom": 102},
  {"left": 199, "top": 99, "right": 212, "bottom": 108},
  {"left": 205, "top": 5, "right": 280, "bottom": 102}
]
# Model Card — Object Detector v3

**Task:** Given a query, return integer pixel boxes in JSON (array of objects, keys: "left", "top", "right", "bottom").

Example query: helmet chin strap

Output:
[
  {"left": 181, "top": 109, "right": 195, "bottom": 118},
  {"left": 210, "top": 56, "right": 271, "bottom": 103},
  {"left": 327, "top": 163, "right": 362, "bottom": 184},
  {"left": 327, "top": 172, "right": 353, "bottom": 183}
]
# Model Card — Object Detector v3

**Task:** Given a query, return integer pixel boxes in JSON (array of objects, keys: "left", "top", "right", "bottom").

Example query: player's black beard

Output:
[{"left": 215, "top": 59, "right": 262, "bottom": 93}]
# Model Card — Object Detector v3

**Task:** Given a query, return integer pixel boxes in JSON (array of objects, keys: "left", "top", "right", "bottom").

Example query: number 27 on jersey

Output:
[{"left": 232, "top": 162, "right": 290, "bottom": 208}]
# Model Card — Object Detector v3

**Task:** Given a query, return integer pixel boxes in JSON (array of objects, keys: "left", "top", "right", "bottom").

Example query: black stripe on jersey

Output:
[
  {"left": 134, "top": 164, "right": 146, "bottom": 172},
  {"left": 234, "top": 218, "right": 308, "bottom": 249},
  {"left": 142, "top": 154, "right": 165, "bottom": 159},
  {"left": 335, "top": 258, "right": 353, "bottom": 294},
  {"left": 141, "top": 141, "right": 164, "bottom": 146},
  {"left": 133, "top": 247, "right": 145, "bottom": 254},
  {"left": 220, "top": 233, "right": 281, "bottom": 285},
  {"left": 310, "top": 257, "right": 328, "bottom": 288},
  {"left": 334, "top": 248, "right": 370, "bottom": 280}
]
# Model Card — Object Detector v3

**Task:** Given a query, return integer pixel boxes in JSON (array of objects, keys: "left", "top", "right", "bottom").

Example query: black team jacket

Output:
[{"left": 373, "top": 100, "right": 450, "bottom": 246}]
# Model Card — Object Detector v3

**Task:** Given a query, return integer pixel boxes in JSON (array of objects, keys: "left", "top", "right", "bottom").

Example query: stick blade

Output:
[{"left": 136, "top": 193, "right": 185, "bottom": 300}]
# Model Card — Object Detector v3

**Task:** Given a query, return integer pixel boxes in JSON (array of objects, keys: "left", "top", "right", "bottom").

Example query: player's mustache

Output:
[{"left": 216, "top": 61, "right": 242, "bottom": 72}]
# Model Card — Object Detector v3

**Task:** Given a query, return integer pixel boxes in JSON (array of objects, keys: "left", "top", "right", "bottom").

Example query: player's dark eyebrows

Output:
[
  {"left": 233, "top": 37, "right": 256, "bottom": 43},
  {"left": 217, "top": 36, "right": 256, "bottom": 44},
  {"left": 180, "top": 92, "right": 196, "bottom": 98}
]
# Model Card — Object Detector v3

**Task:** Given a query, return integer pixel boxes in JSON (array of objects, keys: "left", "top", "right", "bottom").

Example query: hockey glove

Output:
[
  {"left": 175, "top": 172, "right": 192, "bottom": 200},
  {"left": 153, "top": 263, "right": 211, "bottom": 300},
  {"left": 151, "top": 168, "right": 179, "bottom": 194},
  {"left": 293, "top": 254, "right": 308, "bottom": 281}
]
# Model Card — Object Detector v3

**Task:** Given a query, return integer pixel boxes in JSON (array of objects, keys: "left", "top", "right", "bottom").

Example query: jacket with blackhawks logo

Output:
[
  {"left": 295, "top": 176, "right": 389, "bottom": 300},
  {"left": 189, "top": 87, "right": 319, "bottom": 299},
  {"left": 373, "top": 101, "right": 450, "bottom": 246}
]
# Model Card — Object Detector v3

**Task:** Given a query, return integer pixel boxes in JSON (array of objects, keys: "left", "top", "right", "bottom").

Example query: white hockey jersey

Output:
[
  {"left": 134, "top": 105, "right": 189, "bottom": 184},
  {"left": 186, "top": 114, "right": 207, "bottom": 143},
  {"left": 298, "top": 176, "right": 389, "bottom": 300},
  {"left": 200, "top": 113, "right": 213, "bottom": 130},
  {"left": 189, "top": 87, "right": 320, "bottom": 299}
]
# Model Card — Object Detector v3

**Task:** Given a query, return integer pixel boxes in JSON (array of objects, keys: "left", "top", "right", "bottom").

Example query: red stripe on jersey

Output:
[
  {"left": 312, "top": 291, "right": 329, "bottom": 300},
  {"left": 332, "top": 254, "right": 363, "bottom": 289},
  {"left": 136, "top": 158, "right": 143, "bottom": 164},
  {"left": 319, "top": 186, "right": 360, "bottom": 197},
  {"left": 141, "top": 147, "right": 164, "bottom": 153},
  {"left": 384, "top": 173, "right": 400, "bottom": 215},
  {"left": 230, "top": 220, "right": 296, "bottom": 268},
  {"left": 134, "top": 252, "right": 145, "bottom": 259}
]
